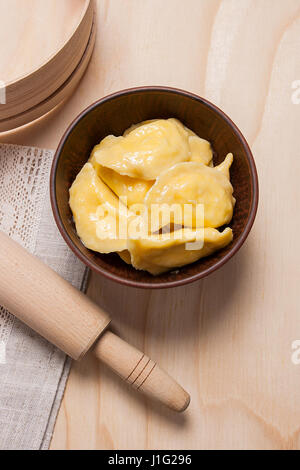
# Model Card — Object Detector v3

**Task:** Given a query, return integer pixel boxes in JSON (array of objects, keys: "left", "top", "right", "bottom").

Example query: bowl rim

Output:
[{"left": 50, "top": 86, "right": 259, "bottom": 289}]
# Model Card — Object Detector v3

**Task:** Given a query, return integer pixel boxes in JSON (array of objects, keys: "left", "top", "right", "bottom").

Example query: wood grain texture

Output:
[
  {"left": 0, "top": 0, "right": 88, "bottom": 83},
  {"left": 1, "top": 0, "right": 299, "bottom": 450},
  {"left": 0, "top": 0, "right": 93, "bottom": 123},
  {"left": 0, "top": 19, "right": 96, "bottom": 132}
]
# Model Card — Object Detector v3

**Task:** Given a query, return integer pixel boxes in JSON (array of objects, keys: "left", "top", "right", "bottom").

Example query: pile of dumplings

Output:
[{"left": 69, "top": 118, "right": 235, "bottom": 275}]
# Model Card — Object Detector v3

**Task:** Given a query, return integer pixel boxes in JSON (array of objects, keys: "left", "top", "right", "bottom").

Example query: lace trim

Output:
[{"left": 0, "top": 144, "right": 53, "bottom": 344}]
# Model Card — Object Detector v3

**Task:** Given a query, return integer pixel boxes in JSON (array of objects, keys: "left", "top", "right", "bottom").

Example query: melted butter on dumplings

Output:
[
  {"left": 89, "top": 135, "right": 121, "bottom": 174},
  {"left": 98, "top": 166, "right": 154, "bottom": 207},
  {"left": 123, "top": 119, "right": 158, "bottom": 136},
  {"left": 94, "top": 118, "right": 190, "bottom": 180},
  {"left": 215, "top": 152, "right": 233, "bottom": 179},
  {"left": 122, "top": 118, "right": 213, "bottom": 166},
  {"left": 188, "top": 136, "right": 213, "bottom": 166},
  {"left": 69, "top": 119, "right": 236, "bottom": 275},
  {"left": 177, "top": 121, "right": 213, "bottom": 166},
  {"left": 89, "top": 140, "right": 154, "bottom": 207},
  {"left": 128, "top": 227, "right": 233, "bottom": 275},
  {"left": 145, "top": 155, "right": 235, "bottom": 230},
  {"left": 69, "top": 163, "right": 129, "bottom": 253}
]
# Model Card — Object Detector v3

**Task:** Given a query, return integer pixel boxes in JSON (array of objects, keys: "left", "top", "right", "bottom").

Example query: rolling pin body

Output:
[
  {"left": 0, "top": 232, "right": 190, "bottom": 412},
  {"left": 0, "top": 231, "right": 110, "bottom": 359}
]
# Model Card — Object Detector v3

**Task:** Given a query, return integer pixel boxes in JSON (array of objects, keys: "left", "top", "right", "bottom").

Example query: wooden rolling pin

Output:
[{"left": 0, "top": 231, "right": 190, "bottom": 412}]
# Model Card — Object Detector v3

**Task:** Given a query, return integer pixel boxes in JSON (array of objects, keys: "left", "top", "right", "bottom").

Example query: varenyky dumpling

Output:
[
  {"left": 118, "top": 250, "right": 132, "bottom": 265},
  {"left": 122, "top": 118, "right": 213, "bottom": 166},
  {"left": 127, "top": 227, "right": 233, "bottom": 275},
  {"left": 145, "top": 154, "right": 235, "bottom": 230},
  {"left": 94, "top": 118, "right": 191, "bottom": 180},
  {"left": 123, "top": 119, "right": 158, "bottom": 136},
  {"left": 89, "top": 135, "right": 121, "bottom": 173},
  {"left": 188, "top": 135, "right": 213, "bottom": 166},
  {"left": 69, "top": 163, "right": 129, "bottom": 253},
  {"left": 89, "top": 139, "right": 154, "bottom": 207},
  {"left": 215, "top": 152, "right": 234, "bottom": 179},
  {"left": 179, "top": 122, "right": 213, "bottom": 166},
  {"left": 70, "top": 119, "right": 236, "bottom": 276},
  {"left": 90, "top": 120, "right": 212, "bottom": 209},
  {"left": 97, "top": 166, "right": 154, "bottom": 207}
]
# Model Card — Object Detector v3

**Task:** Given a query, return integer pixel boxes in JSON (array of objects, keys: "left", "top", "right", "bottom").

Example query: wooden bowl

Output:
[
  {"left": 0, "top": 0, "right": 94, "bottom": 131},
  {"left": 50, "top": 87, "right": 259, "bottom": 289}
]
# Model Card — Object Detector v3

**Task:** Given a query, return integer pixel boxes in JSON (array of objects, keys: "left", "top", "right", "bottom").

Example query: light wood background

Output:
[{"left": 1, "top": 0, "right": 300, "bottom": 450}]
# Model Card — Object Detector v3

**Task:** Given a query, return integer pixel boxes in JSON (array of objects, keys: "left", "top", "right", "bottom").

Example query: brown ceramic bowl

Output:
[{"left": 50, "top": 86, "right": 258, "bottom": 289}]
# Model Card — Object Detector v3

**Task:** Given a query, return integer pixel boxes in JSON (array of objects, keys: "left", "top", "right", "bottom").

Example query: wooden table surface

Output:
[{"left": 1, "top": 0, "right": 300, "bottom": 450}]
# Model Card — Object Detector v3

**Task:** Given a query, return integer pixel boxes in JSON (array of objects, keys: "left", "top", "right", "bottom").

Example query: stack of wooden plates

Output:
[{"left": 0, "top": 0, "right": 95, "bottom": 132}]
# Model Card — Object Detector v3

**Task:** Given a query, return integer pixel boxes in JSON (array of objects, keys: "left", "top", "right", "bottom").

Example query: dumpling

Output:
[
  {"left": 89, "top": 135, "right": 122, "bottom": 174},
  {"left": 173, "top": 120, "right": 213, "bottom": 166},
  {"left": 145, "top": 157, "right": 235, "bottom": 230},
  {"left": 97, "top": 166, "right": 154, "bottom": 208},
  {"left": 139, "top": 119, "right": 213, "bottom": 166},
  {"left": 89, "top": 139, "right": 154, "bottom": 207},
  {"left": 128, "top": 227, "right": 233, "bottom": 275},
  {"left": 94, "top": 118, "right": 190, "bottom": 180},
  {"left": 123, "top": 119, "right": 159, "bottom": 136},
  {"left": 189, "top": 135, "right": 213, "bottom": 166},
  {"left": 118, "top": 250, "right": 132, "bottom": 264},
  {"left": 215, "top": 152, "right": 233, "bottom": 179},
  {"left": 69, "top": 163, "right": 129, "bottom": 253},
  {"left": 70, "top": 119, "right": 236, "bottom": 275}
]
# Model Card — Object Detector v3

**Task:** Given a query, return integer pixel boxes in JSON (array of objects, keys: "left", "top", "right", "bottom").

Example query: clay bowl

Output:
[{"left": 50, "top": 86, "right": 259, "bottom": 289}]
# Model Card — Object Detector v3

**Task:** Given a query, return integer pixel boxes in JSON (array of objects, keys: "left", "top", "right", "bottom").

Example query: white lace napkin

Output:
[{"left": 0, "top": 143, "right": 88, "bottom": 450}]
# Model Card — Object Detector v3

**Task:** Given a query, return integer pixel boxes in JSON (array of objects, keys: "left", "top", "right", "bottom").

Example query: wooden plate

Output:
[
  {"left": 0, "top": 0, "right": 94, "bottom": 122},
  {"left": 0, "top": 18, "right": 96, "bottom": 133}
]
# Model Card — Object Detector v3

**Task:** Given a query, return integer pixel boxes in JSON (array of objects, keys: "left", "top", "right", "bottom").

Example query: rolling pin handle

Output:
[{"left": 93, "top": 331, "right": 190, "bottom": 412}]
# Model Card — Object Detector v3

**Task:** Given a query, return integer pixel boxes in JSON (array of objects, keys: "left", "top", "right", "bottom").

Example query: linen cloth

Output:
[{"left": 0, "top": 143, "right": 88, "bottom": 450}]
